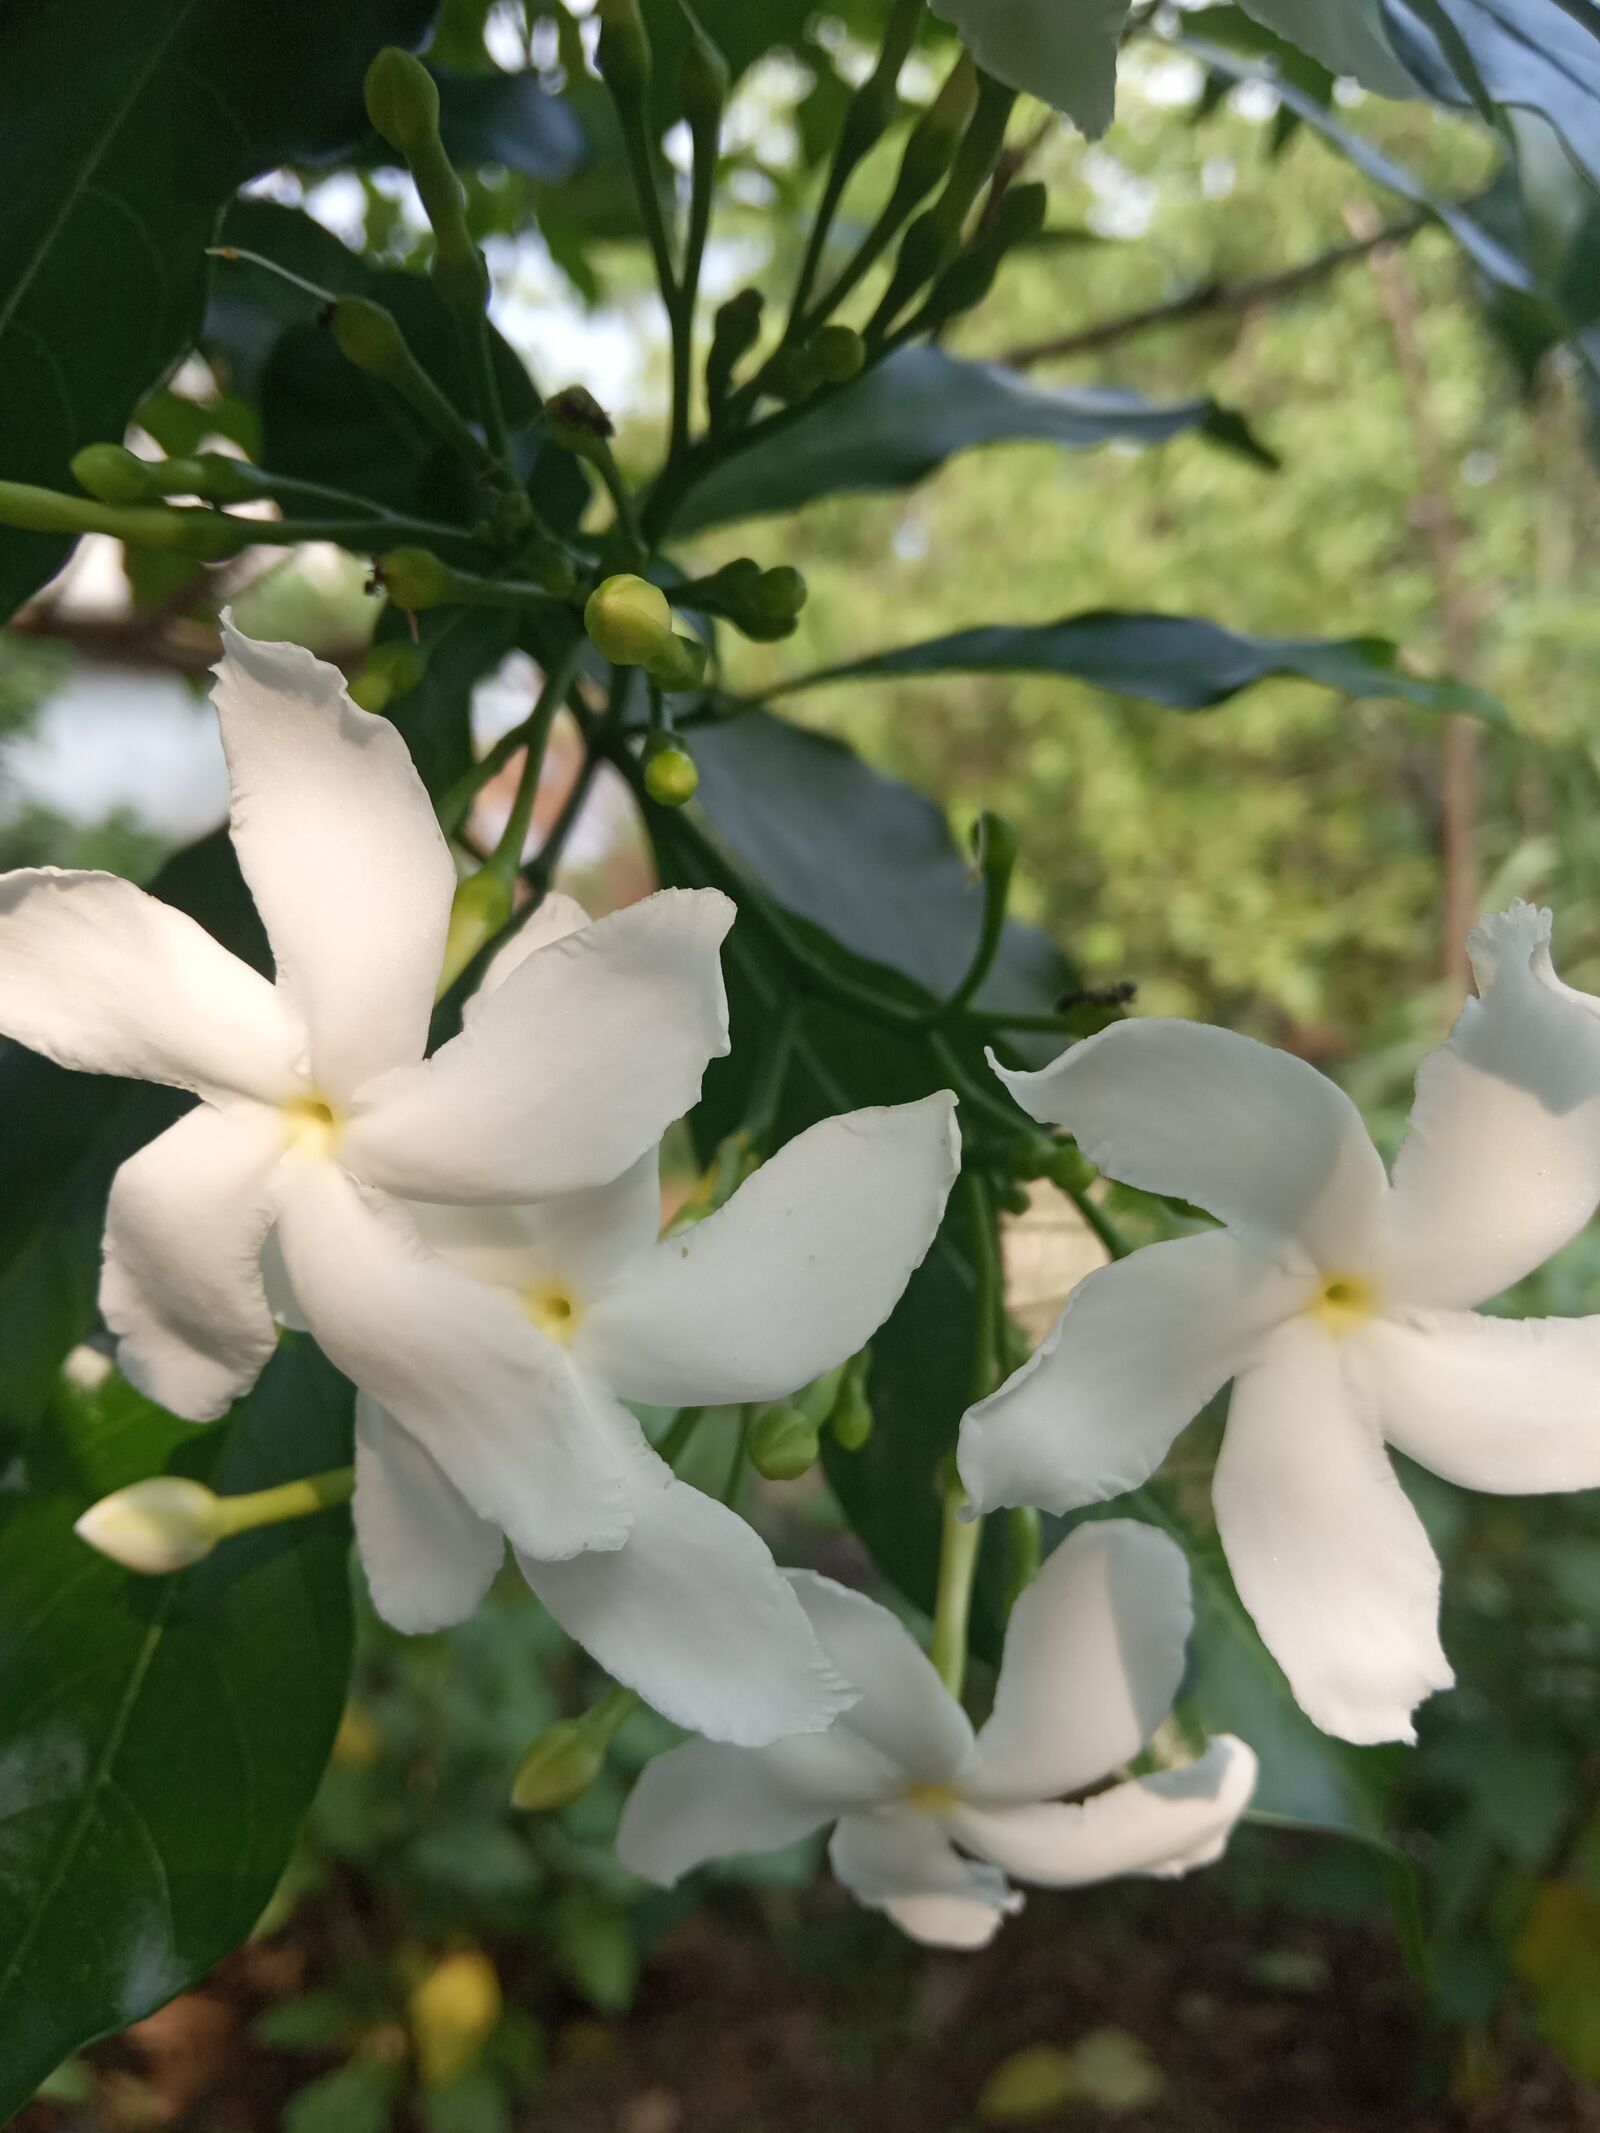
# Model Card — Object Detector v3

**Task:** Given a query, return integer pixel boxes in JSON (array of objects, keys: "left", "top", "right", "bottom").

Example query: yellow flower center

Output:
[
  {"left": 522, "top": 1280, "right": 582, "bottom": 1345},
  {"left": 904, "top": 1782, "right": 962, "bottom": 1814},
  {"left": 281, "top": 1095, "right": 343, "bottom": 1158},
  {"left": 1309, "top": 1272, "right": 1378, "bottom": 1336}
]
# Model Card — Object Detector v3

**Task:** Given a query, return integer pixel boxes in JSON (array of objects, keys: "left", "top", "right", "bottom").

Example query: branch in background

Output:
[{"left": 996, "top": 211, "right": 1429, "bottom": 370}]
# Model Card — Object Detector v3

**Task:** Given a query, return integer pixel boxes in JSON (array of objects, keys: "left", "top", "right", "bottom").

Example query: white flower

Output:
[
  {"left": 340, "top": 893, "right": 963, "bottom": 1743},
  {"left": 616, "top": 1520, "right": 1257, "bottom": 1947},
  {"left": 960, "top": 904, "right": 1600, "bottom": 1746},
  {"left": 0, "top": 621, "right": 733, "bottom": 1571}
]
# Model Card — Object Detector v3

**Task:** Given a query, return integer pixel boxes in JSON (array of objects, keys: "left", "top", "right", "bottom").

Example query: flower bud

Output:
[
  {"left": 898, "top": 55, "right": 980, "bottom": 201},
  {"left": 752, "top": 564, "right": 806, "bottom": 625},
  {"left": 75, "top": 1477, "right": 222, "bottom": 1575},
  {"left": 408, "top": 1950, "right": 501, "bottom": 2090},
  {"left": 645, "top": 631, "right": 709, "bottom": 694},
  {"left": 350, "top": 640, "right": 428, "bottom": 712},
  {"left": 679, "top": 5, "right": 729, "bottom": 143},
  {"left": 995, "top": 1178, "right": 1031, "bottom": 1215},
  {"left": 511, "top": 1718, "right": 608, "bottom": 1811},
  {"left": 973, "top": 809, "right": 1020, "bottom": 878},
  {"left": 706, "top": 288, "right": 764, "bottom": 415},
  {"left": 766, "top": 344, "right": 820, "bottom": 404},
  {"left": 1046, "top": 1141, "right": 1095, "bottom": 1193},
  {"left": 379, "top": 546, "right": 454, "bottom": 611},
  {"left": 584, "top": 573, "right": 673, "bottom": 666},
  {"left": 330, "top": 294, "right": 411, "bottom": 380},
  {"left": 596, "top": 0, "right": 652, "bottom": 105},
  {"left": 71, "top": 444, "right": 159, "bottom": 506},
  {"left": 750, "top": 1403, "right": 820, "bottom": 1482},
  {"left": 829, "top": 1382, "right": 874, "bottom": 1451},
  {"left": 545, "top": 384, "right": 615, "bottom": 455},
  {"left": 810, "top": 325, "right": 865, "bottom": 385},
  {"left": 365, "top": 46, "right": 441, "bottom": 159},
  {"left": 438, "top": 868, "right": 515, "bottom": 996},
  {"left": 642, "top": 734, "right": 699, "bottom": 806}
]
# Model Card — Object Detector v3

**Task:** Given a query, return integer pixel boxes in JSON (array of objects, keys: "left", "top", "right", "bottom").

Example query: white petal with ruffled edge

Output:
[
  {"left": 959, "top": 1231, "right": 1303, "bottom": 1517},
  {"left": 617, "top": 1730, "right": 900, "bottom": 1887},
  {"left": 949, "top": 1735, "right": 1258, "bottom": 1886},
  {"left": 100, "top": 1100, "right": 288, "bottom": 1420},
  {"left": 343, "top": 890, "right": 733, "bottom": 1203},
  {"left": 275, "top": 1158, "right": 630, "bottom": 1563},
  {"left": 353, "top": 1396, "right": 504, "bottom": 1633},
  {"left": 829, "top": 1806, "right": 1019, "bottom": 1948},
  {"left": 213, "top": 621, "right": 454, "bottom": 1098},
  {"left": 992, "top": 1021, "right": 1388, "bottom": 1268},
  {"left": 518, "top": 1414, "right": 853, "bottom": 1746},
  {"left": 576, "top": 1096, "right": 959, "bottom": 1407},
  {"left": 789, "top": 1570, "right": 977, "bottom": 1782},
  {"left": 968, "top": 1520, "right": 1192, "bottom": 1804},
  {"left": 928, "top": 0, "right": 1130, "bottom": 135},
  {"left": 1379, "top": 904, "right": 1600, "bottom": 1308},
  {"left": 0, "top": 870, "right": 304, "bottom": 1102},
  {"left": 1214, "top": 1319, "right": 1451, "bottom": 1744},
  {"left": 1354, "top": 1310, "right": 1600, "bottom": 1495}
]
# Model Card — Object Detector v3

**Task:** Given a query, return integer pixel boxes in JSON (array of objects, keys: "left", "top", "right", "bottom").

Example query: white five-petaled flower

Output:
[
  {"left": 960, "top": 904, "right": 1600, "bottom": 1746},
  {"left": 0, "top": 620, "right": 734, "bottom": 1573},
  {"left": 616, "top": 1520, "right": 1257, "bottom": 1947},
  {"left": 340, "top": 893, "right": 963, "bottom": 1744}
]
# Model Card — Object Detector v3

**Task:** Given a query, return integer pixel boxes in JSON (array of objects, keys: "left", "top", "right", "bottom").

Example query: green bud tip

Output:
[
  {"left": 974, "top": 810, "right": 1019, "bottom": 878},
  {"left": 584, "top": 573, "right": 673, "bottom": 665},
  {"left": 754, "top": 564, "right": 806, "bottom": 621},
  {"left": 750, "top": 1404, "right": 820, "bottom": 1482},
  {"left": 380, "top": 546, "right": 454, "bottom": 611},
  {"left": 511, "top": 1720, "right": 607, "bottom": 1811},
  {"left": 439, "top": 869, "right": 516, "bottom": 994},
  {"left": 766, "top": 345, "right": 820, "bottom": 404},
  {"left": 679, "top": 12, "right": 730, "bottom": 132},
  {"left": 642, "top": 736, "right": 700, "bottom": 807},
  {"left": 994, "top": 179, "right": 1049, "bottom": 245},
  {"left": 830, "top": 1387, "right": 873, "bottom": 1451},
  {"left": 71, "top": 444, "right": 159, "bottom": 506},
  {"left": 809, "top": 325, "right": 865, "bottom": 385},
  {"left": 645, "top": 631, "right": 709, "bottom": 695},
  {"left": 75, "top": 1477, "right": 222, "bottom": 1575},
  {"left": 1046, "top": 1142, "right": 1095, "bottom": 1193},
  {"left": 365, "top": 46, "right": 441, "bottom": 159},
  {"left": 545, "top": 384, "right": 616, "bottom": 456},
  {"left": 329, "top": 294, "right": 409, "bottom": 378}
]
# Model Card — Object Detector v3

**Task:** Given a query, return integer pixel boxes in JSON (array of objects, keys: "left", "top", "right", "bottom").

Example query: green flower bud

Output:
[
  {"left": 829, "top": 1383, "right": 874, "bottom": 1451},
  {"left": 71, "top": 444, "right": 159, "bottom": 506},
  {"left": 350, "top": 640, "right": 428, "bottom": 712},
  {"left": 898, "top": 55, "right": 980, "bottom": 201},
  {"left": 379, "top": 546, "right": 455, "bottom": 611},
  {"left": 596, "top": 0, "right": 652, "bottom": 105},
  {"left": 584, "top": 573, "right": 673, "bottom": 666},
  {"left": 330, "top": 294, "right": 410, "bottom": 380},
  {"left": 511, "top": 1718, "right": 607, "bottom": 1811},
  {"left": 679, "top": 3, "right": 729, "bottom": 142},
  {"left": 365, "top": 46, "right": 441, "bottom": 159},
  {"left": 765, "top": 344, "right": 820, "bottom": 404},
  {"left": 642, "top": 734, "right": 699, "bottom": 806},
  {"left": 438, "top": 868, "right": 515, "bottom": 996},
  {"left": 706, "top": 288, "right": 764, "bottom": 415},
  {"left": 809, "top": 325, "right": 865, "bottom": 385},
  {"left": 645, "top": 631, "right": 709, "bottom": 694},
  {"left": 1046, "top": 1141, "right": 1095, "bottom": 1193},
  {"left": 993, "top": 178, "right": 1050, "bottom": 247},
  {"left": 545, "top": 384, "right": 615, "bottom": 455},
  {"left": 973, "top": 809, "right": 1019, "bottom": 882},
  {"left": 75, "top": 1477, "right": 222, "bottom": 1575},
  {"left": 750, "top": 1403, "right": 820, "bottom": 1482},
  {"left": 753, "top": 564, "right": 806, "bottom": 622},
  {"left": 995, "top": 1178, "right": 1031, "bottom": 1216},
  {"left": 791, "top": 1364, "right": 848, "bottom": 1429}
]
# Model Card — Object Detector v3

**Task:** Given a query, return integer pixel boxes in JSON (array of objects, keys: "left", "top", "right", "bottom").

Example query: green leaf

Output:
[
  {"left": 283, "top": 2059, "right": 404, "bottom": 2133},
  {"left": 667, "top": 348, "right": 1276, "bottom": 535},
  {"left": 0, "top": 0, "right": 435, "bottom": 621},
  {"left": 760, "top": 610, "right": 1508, "bottom": 721},
  {"left": 0, "top": 1340, "right": 356, "bottom": 2111},
  {"left": 1384, "top": 0, "right": 1600, "bottom": 194}
]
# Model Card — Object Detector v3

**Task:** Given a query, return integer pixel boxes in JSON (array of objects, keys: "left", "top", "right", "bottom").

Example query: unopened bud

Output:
[
  {"left": 1046, "top": 1141, "right": 1095, "bottom": 1193},
  {"left": 408, "top": 1950, "right": 502, "bottom": 2090},
  {"left": 901, "top": 56, "right": 980, "bottom": 198},
  {"left": 829, "top": 1383, "right": 873, "bottom": 1451},
  {"left": 750, "top": 1403, "right": 820, "bottom": 1482},
  {"left": 766, "top": 344, "right": 820, "bottom": 404},
  {"left": 810, "top": 325, "right": 865, "bottom": 385},
  {"left": 584, "top": 573, "right": 672, "bottom": 665},
  {"left": 439, "top": 868, "right": 515, "bottom": 995},
  {"left": 596, "top": 0, "right": 652, "bottom": 105},
  {"left": 511, "top": 1719, "right": 607, "bottom": 1811},
  {"left": 706, "top": 288, "right": 764, "bottom": 415},
  {"left": 350, "top": 639, "right": 428, "bottom": 712},
  {"left": 379, "top": 545, "right": 454, "bottom": 611},
  {"left": 973, "top": 809, "right": 1019, "bottom": 882},
  {"left": 330, "top": 294, "right": 410, "bottom": 380},
  {"left": 995, "top": 1178, "right": 1031, "bottom": 1215},
  {"left": 679, "top": 5, "right": 729, "bottom": 141},
  {"left": 71, "top": 444, "right": 159, "bottom": 506},
  {"left": 752, "top": 564, "right": 806, "bottom": 624},
  {"left": 645, "top": 631, "right": 709, "bottom": 694},
  {"left": 75, "top": 1477, "right": 222, "bottom": 1575},
  {"left": 545, "top": 384, "right": 616, "bottom": 455},
  {"left": 642, "top": 734, "right": 699, "bottom": 806},
  {"left": 365, "top": 46, "right": 441, "bottom": 159}
]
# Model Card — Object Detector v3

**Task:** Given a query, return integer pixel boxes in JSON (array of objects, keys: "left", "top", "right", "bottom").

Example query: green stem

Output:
[
  {"left": 1060, "top": 1177, "right": 1132, "bottom": 1261},
  {"left": 462, "top": 310, "right": 518, "bottom": 491},
  {"left": 212, "top": 1466, "right": 354, "bottom": 1538},
  {"left": 930, "top": 1476, "right": 982, "bottom": 1698},
  {"left": 486, "top": 640, "right": 582, "bottom": 882},
  {"left": 657, "top": 1405, "right": 707, "bottom": 1466},
  {"left": 1005, "top": 1507, "right": 1042, "bottom": 1613},
  {"left": 668, "top": 117, "right": 718, "bottom": 467},
  {"left": 723, "top": 1405, "right": 754, "bottom": 1503},
  {"left": 588, "top": 432, "right": 646, "bottom": 552},
  {"left": 525, "top": 725, "right": 603, "bottom": 893},
  {"left": 585, "top": 1682, "right": 641, "bottom": 1747}
]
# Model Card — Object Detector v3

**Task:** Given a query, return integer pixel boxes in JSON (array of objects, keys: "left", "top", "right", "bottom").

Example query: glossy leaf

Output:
[
  {"left": 759, "top": 610, "right": 1508, "bottom": 720},
  {"left": 0, "top": 1340, "right": 356, "bottom": 2110},
  {"left": 667, "top": 348, "right": 1277, "bottom": 535},
  {"left": 1384, "top": 0, "right": 1600, "bottom": 193},
  {"left": 0, "top": 0, "right": 434, "bottom": 621}
]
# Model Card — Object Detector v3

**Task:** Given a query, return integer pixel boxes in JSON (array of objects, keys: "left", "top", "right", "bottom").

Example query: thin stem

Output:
[
  {"left": 657, "top": 1405, "right": 707, "bottom": 1467},
  {"left": 1059, "top": 1176, "right": 1131, "bottom": 1262},
  {"left": 588, "top": 433, "right": 646, "bottom": 552},
  {"left": 206, "top": 243, "right": 335, "bottom": 303},
  {"left": 723, "top": 1404, "right": 754, "bottom": 1504},
  {"left": 619, "top": 111, "right": 679, "bottom": 323},
  {"left": 525, "top": 732, "right": 602, "bottom": 894},
  {"left": 930, "top": 1476, "right": 982, "bottom": 1698},
  {"left": 213, "top": 1466, "right": 355, "bottom": 1538},
  {"left": 920, "top": 823, "right": 1011, "bottom": 1027},
  {"left": 1005, "top": 1507, "right": 1041, "bottom": 1614},
  {"left": 585, "top": 1683, "right": 641, "bottom": 1748},
  {"left": 668, "top": 118, "right": 718, "bottom": 466},
  {"left": 486, "top": 640, "right": 582, "bottom": 882},
  {"left": 462, "top": 310, "right": 518, "bottom": 491}
]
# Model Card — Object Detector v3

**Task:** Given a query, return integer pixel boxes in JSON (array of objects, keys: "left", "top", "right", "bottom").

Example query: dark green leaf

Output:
[
  {"left": 0, "top": 1340, "right": 356, "bottom": 2110},
  {"left": 1384, "top": 0, "right": 1600, "bottom": 193},
  {"left": 760, "top": 610, "right": 1508, "bottom": 721},
  {"left": 0, "top": 0, "right": 434, "bottom": 621},
  {"left": 667, "top": 348, "right": 1276, "bottom": 535}
]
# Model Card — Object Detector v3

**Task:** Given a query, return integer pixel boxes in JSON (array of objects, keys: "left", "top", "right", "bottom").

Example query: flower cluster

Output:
[{"left": 10, "top": 621, "right": 1598, "bottom": 1952}]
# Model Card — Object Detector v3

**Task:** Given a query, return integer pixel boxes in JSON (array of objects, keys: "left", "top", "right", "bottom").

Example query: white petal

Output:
[
  {"left": 466, "top": 890, "right": 592, "bottom": 1017},
  {"left": 1214, "top": 1319, "right": 1451, "bottom": 1745},
  {"left": 411, "top": 1153, "right": 662, "bottom": 1305},
  {"left": 0, "top": 869, "right": 303, "bottom": 1101},
  {"left": 353, "top": 1396, "right": 503, "bottom": 1633},
  {"left": 992, "top": 1022, "right": 1387, "bottom": 1268},
  {"left": 1236, "top": 0, "right": 1417, "bottom": 96},
  {"left": 1354, "top": 1310, "right": 1600, "bottom": 1495},
  {"left": 949, "top": 1735, "right": 1258, "bottom": 1887},
  {"left": 576, "top": 1096, "right": 960, "bottom": 1407},
  {"left": 344, "top": 890, "right": 733, "bottom": 1202},
  {"left": 830, "top": 1807, "right": 1018, "bottom": 1947},
  {"left": 970, "top": 1520, "right": 1191, "bottom": 1803},
  {"left": 959, "top": 1232, "right": 1302, "bottom": 1517},
  {"left": 213, "top": 619, "right": 455, "bottom": 1098},
  {"left": 788, "top": 1570, "right": 976, "bottom": 1781},
  {"left": 928, "top": 0, "right": 1130, "bottom": 135},
  {"left": 275, "top": 1159, "right": 630, "bottom": 1562},
  {"left": 518, "top": 1415, "right": 854, "bottom": 1746},
  {"left": 617, "top": 1731, "right": 899, "bottom": 1887},
  {"left": 100, "top": 1101, "right": 286, "bottom": 1421},
  {"left": 1379, "top": 904, "right": 1600, "bottom": 1307}
]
